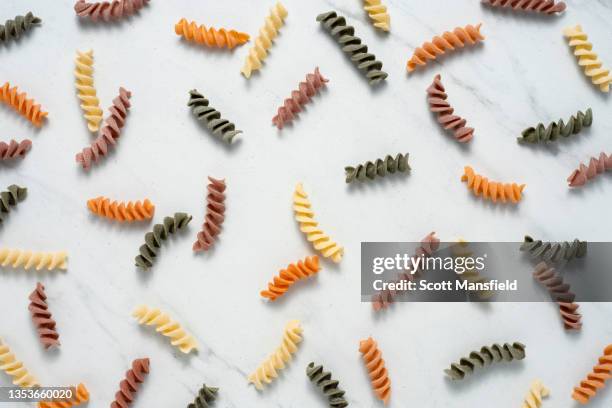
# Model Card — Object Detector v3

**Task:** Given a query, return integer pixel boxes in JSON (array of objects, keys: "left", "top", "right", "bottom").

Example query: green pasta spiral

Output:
[
  {"left": 518, "top": 108, "right": 593, "bottom": 143},
  {"left": 345, "top": 153, "right": 410, "bottom": 183},
  {"left": 445, "top": 342, "right": 526, "bottom": 380},
  {"left": 188, "top": 384, "right": 218, "bottom": 408},
  {"left": 135, "top": 212, "right": 192, "bottom": 270},
  {"left": 0, "top": 184, "right": 27, "bottom": 223},
  {"left": 188, "top": 89, "right": 242, "bottom": 144},
  {"left": 0, "top": 12, "right": 41, "bottom": 44},
  {"left": 306, "top": 362, "right": 348, "bottom": 408},
  {"left": 520, "top": 235, "right": 587, "bottom": 263}
]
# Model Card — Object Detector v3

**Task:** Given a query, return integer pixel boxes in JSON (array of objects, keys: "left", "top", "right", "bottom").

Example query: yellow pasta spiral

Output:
[
  {"left": 363, "top": 0, "right": 390, "bottom": 31},
  {"left": 564, "top": 25, "right": 612, "bottom": 93},
  {"left": 0, "top": 338, "right": 39, "bottom": 388},
  {"left": 0, "top": 249, "right": 67, "bottom": 271},
  {"left": 522, "top": 379, "right": 549, "bottom": 408},
  {"left": 241, "top": 2, "right": 288, "bottom": 78},
  {"left": 248, "top": 320, "right": 302, "bottom": 390},
  {"left": 74, "top": 49, "right": 103, "bottom": 132},
  {"left": 132, "top": 305, "right": 198, "bottom": 354},
  {"left": 293, "top": 183, "right": 344, "bottom": 263}
]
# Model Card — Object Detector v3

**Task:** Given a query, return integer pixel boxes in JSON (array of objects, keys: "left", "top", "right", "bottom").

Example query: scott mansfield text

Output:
[{"left": 372, "top": 279, "right": 518, "bottom": 292}]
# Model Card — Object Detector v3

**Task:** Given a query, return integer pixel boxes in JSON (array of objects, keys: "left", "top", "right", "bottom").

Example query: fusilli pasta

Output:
[
  {"left": 567, "top": 152, "right": 612, "bottom": 188},
  {"left": 293, "top": 183, "right": 344, "bottom": 263},
  {"left": 519, "top": 108, "right": 593, "bottom": 144},
  {"left": 345, "top": 153, "right": 410, "bottom": 183},
  {"left": 306, "top": 362, "right": 348, "bottom": 408},
  {"left": 445, "top": 342, "right": 526, "bottom": 380},
  {"left": 407, "top": 24, "right": 484, "bottom": 73},
  {"left": 572, "top": 345, "right": 612, "bottom": 404},
  {"left": 28, "top": 282, "right": 61, "bottom": 349},
  {"left": 75, "top": 49, "right": 103, "bottom": 133},
  {"left": 452, "top": 239, "right": 494, "bottom": 300},
  {"left": 188, "top": 384, "right": 218, "bottom": 408},
  {"left": 363, "top": 0, "right": 389, "bottom": 31},
  {"left": 520, "top": 235, "right": 587, "bottom": 263},
  {"left": 0, "top": 184, "right": 27, "bottom": 223},
  {"left": 461, "top": 166, "right": 525, "bottom": 204},
  {"left": 134, "top": 212, "right": 192, "bottom": 270},
  {"left": 241, "top": 2, "right": 288, "bottom": 78},
  {"left": 74, "top": 0, "right": 150, "bottom": 22},
  {"left": 0, "top": 139, "right": 32, "bottom": 160},
  {"left": 533, "top": 262, "right": 582, "bottom": 330},
  {"left": 317, "top": 11, "right": 388, "bottom": 85},
  {"left": 38, "top": 383, "right": 89, "bottom": 408},
  {"left": 0, "top": 82, "right": 48, "bottom": 127},
  {"left": 0, "top": 338, "right": 39, "bottom": 387},
  {"left": 87, "top": 196, "right": 155, "bottom": 222},
  {"left": 521, "top": 379, "right": 550, "bottom": 408},
  {"left": 0, "top": 249, "right": 67, "bottom": 271},
  {"left": 272, "top": 67, "right": 329, "bottom": 130},
  {"left": 175, "top": 18, "right": 249, "bottom": 49},
  {"left": 188, "top": 90, "right": 242, "bottom": 144},
  {"left": 248, "top": 320, "right": 303, "bottom": 390},
  {"left": 193, "top": 177, "right": 226, "bottom": 252},
  {"left": 132, "top": 305, "right": 198, "bottom": 353},
  {"left": 359, "top": 337, "right": 391, "bottom": 404},
  {"left": 0, "top": 12, "right": 41, "bottom": 44},
  {"left": 564, "top": 25, "right": 612, "bottom": 93},
  {"left": 427, "top": 74, "right": 474, "bottom": 143},
  {"left": 482, "top": 0, "right": 566, "bottom": 14},
  {"left": 110, "top": 358, "right": 149, "bottom": 408},
  {"left": 260, "top": 255, "right": 321, "bottom": 301}
]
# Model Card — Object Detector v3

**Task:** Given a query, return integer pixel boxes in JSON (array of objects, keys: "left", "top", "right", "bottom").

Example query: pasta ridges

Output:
[
  {"left": 345, "top": 153, "right": 410, "bottom": 183},
  {"left": 75, "top": 49, "right": 103, "bottom": 132},
  {"left": 306, "top": 362, "right": 348, "bottom": 408},
  {"left": 427, "top": 74, "right": 474, "bottom": 142},
  {"left": 0, "top": 338, "right": 39, "bottom": 387},
  {"left": 38, "top": 383, "right": 89, "bottom": 407},
  {"left": 0, "top": 184, "right": 27, "bottom": 223},
  {"left": 564, "top": 25, "right": 612, "bottom": 92},
  {"left": 0, "top": 139, "right": 32, "bottom": 160},
  {"left": 461, "top": 166, "right": 525, "bottom": 204},
  {"left": 482, "top": 0, "right": 566, "bottom": 14},
  {"left": 572, "top": 345, "right": 612, "bottom": 404},
  {"left": 363, "top": 0, "right": 390, "bottom": 31},
  {"left": 0, "top": 12, "right": 41, "bottom": 44},
  {"left": 445, "top": 342, "right": 526, "bottom": 380},
  {"left": 135, "top": 212, "right": 192, "bottom": 270},
  {"left": 521, "top": 379, "right": 549, "bottom": 408},
  {"left": 0, "top": 82, "right": 48, "bottom": 127},
  {"left": 132, "top": 305, "right": 198, "bottom": 353},
  {"left": 359, "top": 337, "right": 391, "bottom": 404},
  {"left": 175, "top": 18, "right": 249, "bottom": 49},
  {"left": 407, "top": 24, "right": 484, "bottom": 72},
  {"left": 519, "top": 108, "right": 592, "bottom": 144},
  {"left": 74, "top": 0, "right": 150, "bottom": 22},
  {"left": 520, "top": 235, "right": 587, "bottom": 263},
  {"left": 87, "top": 196, "right": 155, "bottom": 222},
  {"left": 0, "top": 249, "right": 67, "bottom": 271},
  {"left": 193, "top": 177, "right": 226, "bottom": 252},
  {"left": 110, "top": 358, "right": 149, "bottom": 408},
  {"left": 28, "top": 282, "right": 60, "bottom": 349},
  {"left": 261, "top": 256, "right": 321, "bottom": 301},
  {"left": 567, "top": 152, "right": 612, "bottom": 187},
  {"left": 188, "top": 384, "right": 218, "bottom": 408},
  {"left": 188, "top": 90, "right": 242, "bottom": 144},
  {"left": 533, "top": 262, "right": 582, "bottom": 330}
]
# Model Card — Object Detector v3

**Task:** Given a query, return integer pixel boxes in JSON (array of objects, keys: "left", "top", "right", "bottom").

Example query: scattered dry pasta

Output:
[
  {"left": 74, "top": 49, "right": 103, "bottom": 132},
  {"left": 359, "top": 337, "right": 391, "bottom": 404},
  {"left": 248, "top": 320, "right": 303, "bottom": 390},
  {"left": 135, "top": 212, "right": 192, "bottom": 270},
  {"left": 260, "top": 255, "right": 321, "bottom": 301},
  {"left": 0, "top": 82, "right": 48, "bottom": 127},
  {"left": 0, "top": 12, "right": 41, "bottom": 44},
  {"left": 188, "top": 90, "right": 242, "bottom": 144},
  {"left": 427, "top": 74, "right": 474, "bottom": 143},
  {"left": 110, "top": 358, "right": 149, "bottom": 408},
  {"left": 564, "top": 25, "right": 612, "bottom": 93},
  {"left": 175, "top": 18, "right": 249, "bottom": 49},
  {"left": 567, "top": 152, "right": 612, "bottom": 188},
  {"left": 0, "top": 338, "right": 39, "bottom": 387},
  {"left": 345, "top": 153, "right": 410, "bottom": 183},
  {"left": 363, "top": 0, "right": 389, "bottom": 31},
  {"left": 74, "top": 0, "right": 150, "bottom": 22},
  {"left": 132, "top": 305, "right": 198, "bottom": 353},
  {"left": 482, "top": 0, "right": 566, "bottom": 14},
  {"left": 0, "top": 139, "right": 32, "bottom": 161},
  {"left": 461, "top": 166, "right": 525, "bottom": 204},
  {"left": 38, "top": 383, "right": 89, "bottom": 408},
  {"left": 521, "top": 379, "right": 549, "bottom": 408},
  {"left": 87, "top": 196, "right": 155, "bottom": 222},
  {"left": 0, "top": 249, "right": 67, "bottom": 271},
  {"left": 572, "top": 345, "right": 612, "bottom": 404},
  {"left": 445, "top": 342, "right": 526, "bottom": 380}
]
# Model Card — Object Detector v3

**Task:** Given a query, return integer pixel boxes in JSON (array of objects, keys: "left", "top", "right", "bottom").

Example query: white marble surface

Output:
[{"left": 1, "top": 0, "right": 612, "bottom": 406}]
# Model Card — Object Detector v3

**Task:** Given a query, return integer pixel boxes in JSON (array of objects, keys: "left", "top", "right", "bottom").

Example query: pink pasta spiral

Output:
[
  {"left": 482, "top": 0, "right": 566, "bottom": 14},
  {"left": 567, "top": 152, "right": 612, "bottom": 188},
  {"left": 0, "top": 139, "right": 31, "bottom": 160},
  {"left": 111, "top": 358, "right": 150, "bottom": 408},
  {"left": 28, "top": 282, "right": 60, "bottom": 349},
  {"left": 74, "top": 0, "right": 150, "bottom": 22},
  {"left": 75, "top": 87, "right": 131, "bottom": 170},
  {"left": 427, "top": 74, "right": 474, "bottom": 143},
  {"left": 272, "top": 67, "right": 329, "bottom": 130},
  {"left": 533, "top": 262, "right": 582, "bottom": 330},
  {"left": 193, "top": 177, "right": 226, "bottom": 252}
]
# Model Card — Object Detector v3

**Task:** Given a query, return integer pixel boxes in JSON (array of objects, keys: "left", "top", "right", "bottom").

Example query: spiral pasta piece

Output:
[
  {"left": 519, "top": 108, "right": 593, "bottom": 144},
  {"left": 452, "top": 239, "right": 494, "bottom": 300},
  {"left": 293, "top": 183, "right": 344, "bottom": 263},
  {"left": 248, "top": 320, "right": 303, "bottom": 390},
  {"left": 317, "top": 11, "right": 388, "bottom": 85},
  {"left": 445, "top": 342, "right": 526, "bottom": 380},
  {"left": 345, "top": 153, "right": 410, "bottom": 183},
  {"left": 134, "top": 212, "right": 192, "bottom": 270},
  {"left": 74, "top": 49, "right": 103, "bottom": 133},
  {"left": 272, "top": 67, "right": 329, "bottom": 130},
  {"left": 521, "top": 380, "right": 550, "bottom": 408},
  {"left": 0, "top": 184, "right": 27, "bottom": 224},
  {"left": 38, "top": 383, "right": 89, "bottom": 408},
  {"left": 193, "top": 177, "right": 226, "bottom": 252},
  {"left": 533, "top": 262, "right": 582, "bottom": 330},
  {"left": 110, "top": 358, "right": 149, "bottom": 408},
  {"left": 261, "top": 256, "right": 321, "bottom": 301},
  {"left": 482, "top": 0, "right": 566, "bottom": 14},
  {"left": 363, "top": 0, "right": 390, "bottom": 31},
  {"left": 175, "top": 18, "right": 249, "bottom": 49},
  {"left": 74, "top": 0, "right": 150, "bottom": 22},
  {"left": 75, "top": 87, "right": 132, "bottom": 170},
  {"left": 0, "top": 12, "right": 41, "bottom": 44},
  {"left": 567, "top": 152, "right": 612, "bottom": 188},
  {"left": 521, "top": 235, "right": 587, "bottom": 263},
  {"left": 572, "top": 345, "right": 612, "bottom": 404},
  {"left": 359, "top": 337, "right": 391, "bottom": 404},
  {"left": 0, "top": 338, "right": 39, "bottom": 387},
  {"left": 132, "top": 305, "right": 198, "bottom": 353},
  {"left": 306, "top": 362, "right": 348, "bottom": 408},
  {"left": 0, "top": 249, "right": 67, "bottom": 271},
  {"left": 565, "top": 25, "right": 612, "bottom": 92},
  {"left": 188, "top": 384, "right": 218, "bottom": 408},
  {"left": 0, "top": 139, "right": 32, "bottom": 160},
  {"left": 461, "top": 166, "right": 525, "bottom": 204},
  {"left": 241, "top": 2, "right": 288, "bottom": 78},
  {"left": 407, "top": 24, "right": 484, "bottom": 73},
  {"left": 0, "top": 82, "right": 48, "bottom": 127},
  {"left": 427, "top": 74, "right": 474, "bottom": 143},
  {"left": 28, "top": 282, "right": 60, "bottom": 349},
  {"left": 87, "top": 196, "right": 155, "bottom": 222},
  {"left": 188, "top": 90, "right": 242, "bottom": 144}
]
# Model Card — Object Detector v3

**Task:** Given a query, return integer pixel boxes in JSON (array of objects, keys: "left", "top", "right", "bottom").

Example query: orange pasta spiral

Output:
[
  {"left": 533, "top": 262, "right": 582, "bottom": 330},
  {"left": 38, "top": 383, "right": 89, "bottom": 407},
  {"left": 407, "top": 24, "right": 484, "bottom": 72},
  {"left": 572, "top": 345, "right": 612, "bottom": 404},
  {"left": 175, "top": 18, "right": 249, "bottom": 49},
  {"left": 359, "top": 337, "right": 391, "bottom": 404},
  {"left": 260, "top": 256, "right": 321, "bottom": 301},
  {"left": 0, "top": 82, "right": 48, "bottom": 127},
  {"left": 461, "top": 166, "right": 525, "bottom": 204},
  {"left": 193, "top": 177, "right": 226, "bottom": 252},
  {"left": 87, "top": 196, "right": 154, "bottom": 222}
]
